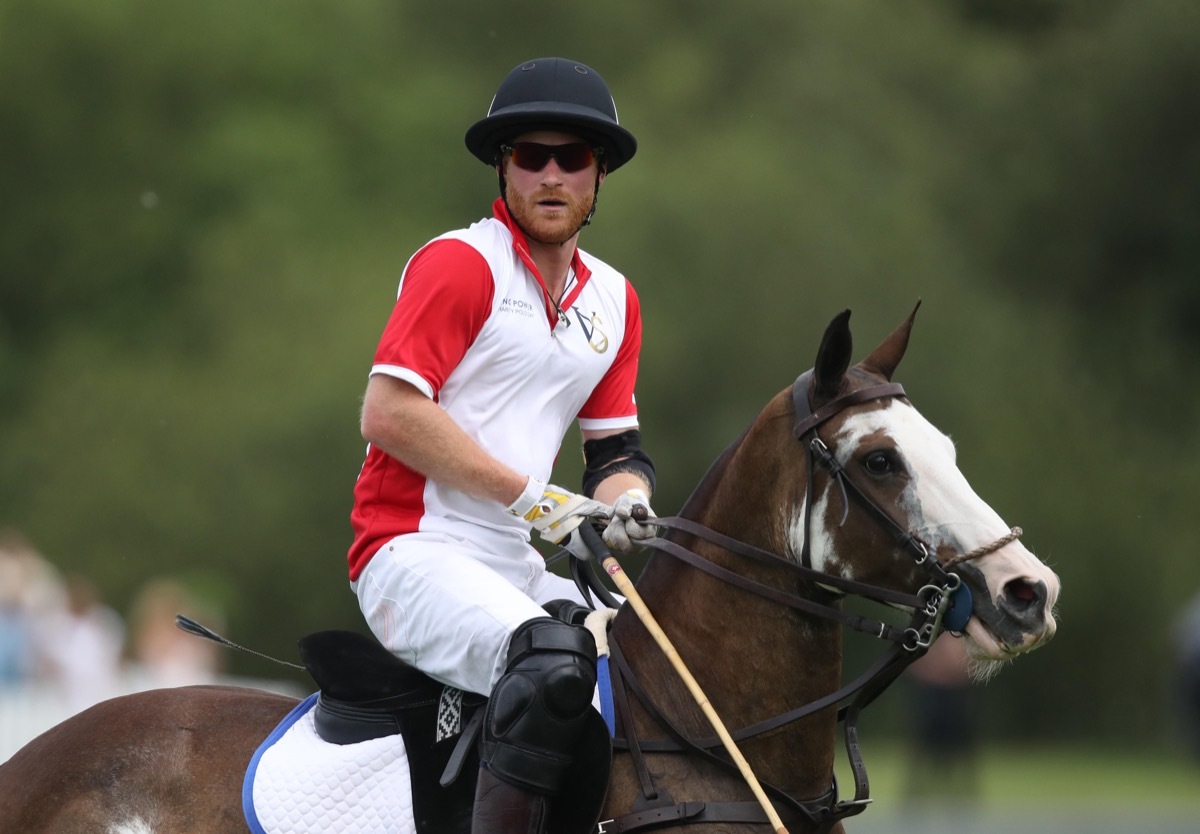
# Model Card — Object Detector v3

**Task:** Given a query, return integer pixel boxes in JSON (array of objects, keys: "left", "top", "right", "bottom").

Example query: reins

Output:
[
  {"left": 581, "top": 368, "right": 1023, "bottom": 832},
  {"left": 588, "top": 516, "right": 948, "bottom": 832}
]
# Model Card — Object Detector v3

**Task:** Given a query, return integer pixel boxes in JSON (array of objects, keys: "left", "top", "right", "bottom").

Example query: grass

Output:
[{"left": 835, "top": 742, "right": 1200, "bottom": 810}]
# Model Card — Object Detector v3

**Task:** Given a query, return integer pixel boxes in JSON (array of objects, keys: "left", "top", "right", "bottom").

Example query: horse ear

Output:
[
  {"left": 813, "top": 309, "right": 853, "bottom": 398},
  {"left": 862, "top": 301, "right": 921, "bottom": 381}
]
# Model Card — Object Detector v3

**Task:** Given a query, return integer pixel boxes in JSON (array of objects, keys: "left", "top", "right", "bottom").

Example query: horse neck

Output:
[{"left": 615, "top": 398, "right": 844, "bottom": 800}]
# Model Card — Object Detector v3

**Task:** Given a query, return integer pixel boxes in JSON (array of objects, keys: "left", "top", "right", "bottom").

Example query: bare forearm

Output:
[
  {"left": 592, "top": 471, "right": 651, "bottom": 505},
  {"left": 361, "top": 375, "right": 527, "bottom": 507}
]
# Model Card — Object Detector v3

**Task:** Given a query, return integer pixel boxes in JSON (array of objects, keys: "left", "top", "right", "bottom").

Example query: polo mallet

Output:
[{"left": 576, "top": 517, "right": 790, "bottom": 834}]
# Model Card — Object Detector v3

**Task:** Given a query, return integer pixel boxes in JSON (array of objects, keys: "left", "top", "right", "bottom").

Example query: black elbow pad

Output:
[{"left": 581, "top": 429, "right": 656, "bottom": 497}]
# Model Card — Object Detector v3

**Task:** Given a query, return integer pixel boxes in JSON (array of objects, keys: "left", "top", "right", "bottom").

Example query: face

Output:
[{"left": 500, "top": 130, "right": 605, "bottom": 246}]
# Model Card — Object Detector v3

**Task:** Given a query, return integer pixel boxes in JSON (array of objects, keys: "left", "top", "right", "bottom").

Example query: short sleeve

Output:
[
  {"left": 372, "top": 239, "right": 495, "bottom": 398},
  {"left": 578, "top": 279, "right": 642, "bottom": 429}
]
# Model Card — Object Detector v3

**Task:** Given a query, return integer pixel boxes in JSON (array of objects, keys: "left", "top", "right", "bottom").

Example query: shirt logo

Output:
[
  {"left": 499, "top": 296, "right": 537, "bottom": 319},
  {"left": 573, "top": 307, "right": 609, "bottom": 353}
]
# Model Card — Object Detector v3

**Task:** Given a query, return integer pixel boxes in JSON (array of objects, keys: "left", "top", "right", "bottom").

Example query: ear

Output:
[
  {"left": 862, "top": 300, "right": 921, "bottom": 381},
  {"left": 813, "top": 309, "right": 853, "bottom": 399}
]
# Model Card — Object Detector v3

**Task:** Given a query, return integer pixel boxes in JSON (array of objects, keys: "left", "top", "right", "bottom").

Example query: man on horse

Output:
[{"left": 346, "top": 57, "right": 657, "bottom": 834}]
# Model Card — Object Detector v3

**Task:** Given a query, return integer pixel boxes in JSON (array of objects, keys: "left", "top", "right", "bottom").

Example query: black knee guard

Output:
[
  {"left": 479, "top": 617, "right": 598, "bottom": 796},
  {"left": 541, "top": 599, "right": 591, "bottom": 627}
]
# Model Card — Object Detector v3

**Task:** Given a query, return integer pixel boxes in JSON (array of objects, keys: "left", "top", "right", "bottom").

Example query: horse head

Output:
[
  {"left": 685, "top": 304, "right": 1059, "bottom": 675},
  {"left": 789, "top": 305, "right": 1059, "bottom": 671}
]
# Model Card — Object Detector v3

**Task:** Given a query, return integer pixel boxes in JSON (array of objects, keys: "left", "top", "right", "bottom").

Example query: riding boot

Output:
[{"left": 471, "top": 765, "right": 549, "bottom": 834}]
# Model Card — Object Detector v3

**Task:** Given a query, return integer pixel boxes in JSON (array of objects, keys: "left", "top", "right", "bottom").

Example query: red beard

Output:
[{"left": 505, "top": 186, "right": 595, "bottom": 246}]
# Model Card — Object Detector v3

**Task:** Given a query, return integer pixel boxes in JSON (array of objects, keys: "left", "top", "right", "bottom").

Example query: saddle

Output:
[{"left": 297, "top": 628, "right": 612, "bottom": 834}]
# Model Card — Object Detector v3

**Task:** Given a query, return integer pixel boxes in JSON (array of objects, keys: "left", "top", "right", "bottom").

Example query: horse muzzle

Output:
[{"left": 955, "top": 562, "right": 1060, "bottom": 658}]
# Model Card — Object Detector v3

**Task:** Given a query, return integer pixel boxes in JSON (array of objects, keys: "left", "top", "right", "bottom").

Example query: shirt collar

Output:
[{"left": 492, "top": 197, "right": 592, "bottom": 288}]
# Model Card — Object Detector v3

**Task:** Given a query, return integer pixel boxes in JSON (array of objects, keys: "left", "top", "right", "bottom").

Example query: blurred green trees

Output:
[{"left": 2, "top": 0, "right": 1198, "bottom": 751}]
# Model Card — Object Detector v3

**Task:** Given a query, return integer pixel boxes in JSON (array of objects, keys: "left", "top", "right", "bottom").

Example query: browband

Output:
[{"left": 791, "top": 370, "right": 907, "bottom": 439}]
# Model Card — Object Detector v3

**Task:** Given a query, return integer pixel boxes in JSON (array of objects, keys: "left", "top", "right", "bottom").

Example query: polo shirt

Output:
[{"left": 347, "top": 199, "right": 642, "bottom": 580}]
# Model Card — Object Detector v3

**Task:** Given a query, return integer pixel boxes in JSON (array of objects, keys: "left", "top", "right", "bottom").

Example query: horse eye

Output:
[{"left": 863, "top": 451, "right": 896, "bottom": 475}]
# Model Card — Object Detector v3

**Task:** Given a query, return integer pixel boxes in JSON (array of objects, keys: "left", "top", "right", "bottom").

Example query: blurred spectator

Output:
[
  {"left": 903, "top": 633, "right": 979, "bottom": 802},
  {"left": 0, "top": 529, "right": 65, "bottom": 686},
  {"left": 0, "top": 595, "right": 30, "bottom": 685},
  {"left": 128, "top": 578, "right": 222, "bottom": 687},
  {"left": 1172, "top": 591, "right": 1200, "bottom": 762},
  {"left": 0, "top": 558, "right": 31, "bottom": 684},
  {"left": 36, "top": 573, "right": 125, "bottom": 713}
]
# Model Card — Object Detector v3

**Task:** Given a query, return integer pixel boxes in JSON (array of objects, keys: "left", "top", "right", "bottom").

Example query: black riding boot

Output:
[
  {"left": 471, "top": 765, "right": 550, "bottom": 834},
  {"left": 470, "top": 616, "right": 598, "bottom": 834}
]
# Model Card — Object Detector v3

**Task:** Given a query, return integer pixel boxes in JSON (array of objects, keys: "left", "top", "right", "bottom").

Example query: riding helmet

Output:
[{"left": 464, "top": 58, "right": 638, "bottom": 172}]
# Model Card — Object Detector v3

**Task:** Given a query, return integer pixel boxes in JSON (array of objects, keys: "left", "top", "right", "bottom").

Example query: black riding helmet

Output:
[{"left": 465, "top": 58, "right": 637, "bottom": 172}]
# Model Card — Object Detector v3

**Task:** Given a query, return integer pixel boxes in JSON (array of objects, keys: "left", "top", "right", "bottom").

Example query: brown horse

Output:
[{"left": 0, "top": 308, "right": 1059, "bottom": 834}]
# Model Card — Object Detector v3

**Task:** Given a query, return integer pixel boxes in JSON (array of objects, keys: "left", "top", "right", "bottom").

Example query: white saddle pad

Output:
[{"left": 244, "top": 693, "right": 417, "bottom": 834}]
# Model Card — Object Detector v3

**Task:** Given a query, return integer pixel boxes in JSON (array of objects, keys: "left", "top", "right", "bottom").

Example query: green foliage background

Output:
[{"left": 3, "top": 0, "right": 1199, "bottom": 753}]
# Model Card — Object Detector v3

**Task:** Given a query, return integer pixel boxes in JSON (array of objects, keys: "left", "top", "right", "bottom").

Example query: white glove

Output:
[
  {"left": 508, "top": 477, "right": 612, "bottom": 550},
  {"left": 603, "top": 488, "right": 658, "bottom": 552}
]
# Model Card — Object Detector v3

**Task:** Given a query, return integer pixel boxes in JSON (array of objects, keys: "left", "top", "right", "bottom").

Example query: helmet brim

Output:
[{"left": 465, "top": 102, "right": 637, "bottom": 172}]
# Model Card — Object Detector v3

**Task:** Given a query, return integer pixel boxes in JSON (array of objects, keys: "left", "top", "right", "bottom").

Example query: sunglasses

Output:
[{"left": 501, "top": 142, "right": 602, "bottom": 173}]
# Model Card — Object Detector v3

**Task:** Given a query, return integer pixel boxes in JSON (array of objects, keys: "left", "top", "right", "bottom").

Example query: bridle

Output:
[
  {"left": 791, "top": 368, "right": 975, "bottom": 631},
  {"left": 575, "top": 369, "right": 1021, "bottom": 832}
]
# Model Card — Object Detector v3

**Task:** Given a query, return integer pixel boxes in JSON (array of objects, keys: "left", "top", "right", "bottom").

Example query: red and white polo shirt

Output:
[{"left": 347, "top": 199, "right": 642, "bottom": 580}]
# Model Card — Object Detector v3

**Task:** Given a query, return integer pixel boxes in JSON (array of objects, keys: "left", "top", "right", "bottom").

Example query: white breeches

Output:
[{"left": 352, "top": 531, "right": 591, "bottom": 696}]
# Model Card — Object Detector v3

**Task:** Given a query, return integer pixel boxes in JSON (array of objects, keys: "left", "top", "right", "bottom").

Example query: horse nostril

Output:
[{"left": 1001, "top": 578, "right": 1047, "bottom": 619}]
